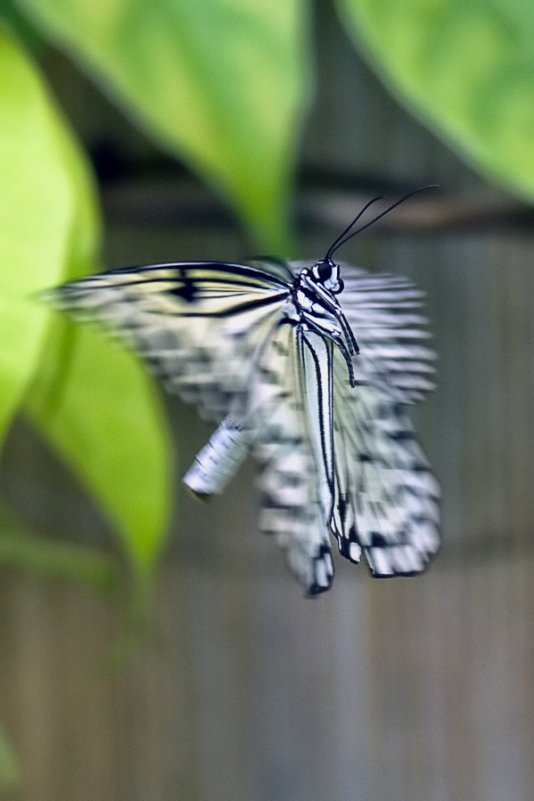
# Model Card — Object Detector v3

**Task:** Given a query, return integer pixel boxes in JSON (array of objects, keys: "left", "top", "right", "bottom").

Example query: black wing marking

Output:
[{"left": 45, "top": 261, "right": 290, "bottom": 421}]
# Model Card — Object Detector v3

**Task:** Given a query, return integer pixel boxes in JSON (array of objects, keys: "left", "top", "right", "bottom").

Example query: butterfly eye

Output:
[{"left": 314, "top": 260, "right": 332, "bottom": 282}]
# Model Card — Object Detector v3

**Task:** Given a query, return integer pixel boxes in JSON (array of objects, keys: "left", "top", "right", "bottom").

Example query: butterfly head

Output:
[{"left": 311, "top": 257, "right": 344, "bottom": 294}]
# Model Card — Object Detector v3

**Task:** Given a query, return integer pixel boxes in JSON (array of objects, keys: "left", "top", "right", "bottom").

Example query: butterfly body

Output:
[
  {"left": 282, "top": 261, "right": 358, "bottom": 387},
  {"left": 47, "top": 214, "right": 440, "bottom": 595}
]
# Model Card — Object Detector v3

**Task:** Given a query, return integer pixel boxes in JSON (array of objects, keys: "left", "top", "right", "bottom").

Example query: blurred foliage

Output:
[
  {"left": 0, "top": 30, "right": 172, "bottom": 593},
  {"left": 338, "top": 0, "right": 534, "bottom": 198},
  {"left": 0, "top": 27, "right": 71, "bottom": 445},
  {"left": 26, "top": 323, "right": 172, "bottom": 582},
  {"left": 0, "top": 503, "right": 119, "bottom": 591},
  {"left": 1, "top": 0, "right": 534, "bottom": 604},
  {"left": 17, "top": 0, "right": 312, "bottom": 252}
]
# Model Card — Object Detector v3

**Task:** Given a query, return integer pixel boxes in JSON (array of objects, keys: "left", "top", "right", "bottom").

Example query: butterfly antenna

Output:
[
  {"left": 329, "top": 184, "right": 439, "bottom": 257},
  {"left": 324, "top": 195, "right": 384, "bottom": 261}
]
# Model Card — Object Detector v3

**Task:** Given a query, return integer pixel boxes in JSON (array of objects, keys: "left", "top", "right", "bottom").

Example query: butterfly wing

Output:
[
  {"left": 45, "top": 261, "right": 290, "bottom": 421},
  {"left": 340, "top": 267, "right": 437, "bottom": 403},
  {"left": 331, "top": 369, "right": 440, "bottom": 576},
  {"left": 48, "top": 257, "right": 335, "bottom": 591},
  {"left": 250, "top": 322, "right": 335, "bottom": 595},
  {"left": 47, "top": 257, "right": 439, "bottom": 589},
  {"left": 328, "top": 267, "right": 440, "bottom": 575}
]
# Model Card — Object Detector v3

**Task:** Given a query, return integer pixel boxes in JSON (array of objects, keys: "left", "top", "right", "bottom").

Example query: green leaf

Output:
[
  {"left": 0, "top": 27, "right": 75, "bottom": 445},
  {"left": 338, "top": 0, "right": 534, "bottom": 199},
  {"left": 26, "top": 323, "right": 173, "bottom": 580},
  {"left": 0, "top": 32, "right": 173, "bottom": 580},
  {"left": 1, "top": 0, "right": 43, "bottom": 51},
  {"left": 17, "top": 0, "right": 312, "bottom": 250}
]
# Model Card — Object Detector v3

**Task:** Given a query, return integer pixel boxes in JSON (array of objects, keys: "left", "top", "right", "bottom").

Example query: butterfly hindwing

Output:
[
  {"left": 251, "top": 323, "right": 335, "bottom": 595},
  {"left": 326, "top": 267, "right": 440, "bottom": 575},
  {"left": 332, "top": 362, "right": 440, "bottom": 576}
]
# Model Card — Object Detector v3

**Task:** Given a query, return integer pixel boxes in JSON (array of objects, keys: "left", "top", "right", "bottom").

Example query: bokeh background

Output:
[{"left": 0, "top": 1, "right": 533, "bottom": 800}]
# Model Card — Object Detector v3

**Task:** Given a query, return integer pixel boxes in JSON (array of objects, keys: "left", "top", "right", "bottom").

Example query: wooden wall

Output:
[{"left": 1, "top": 2, "right": 533, "bottom": 800}]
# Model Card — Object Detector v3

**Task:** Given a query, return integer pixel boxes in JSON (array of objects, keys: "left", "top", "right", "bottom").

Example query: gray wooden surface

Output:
[{"left": 1, "top": 3, "right": 533, "bottom": 800}]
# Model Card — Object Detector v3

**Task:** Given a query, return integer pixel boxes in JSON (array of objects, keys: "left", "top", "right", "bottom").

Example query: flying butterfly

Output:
[{"left": 45, "top": 191, "right": 440, "bottom": 595}]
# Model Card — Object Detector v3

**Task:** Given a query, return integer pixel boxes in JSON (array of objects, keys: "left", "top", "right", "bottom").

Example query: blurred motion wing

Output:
[
  {"left": 340, "top": 267, "right": 437, "bottom": 403},
  {"left": 44, "top": 261, "right": 290, "bottom": 421},
  {"left": 328, "top": 267, "right": 440, "bottom": 575},
  {"left": 331, "top": 370, "right": 440, "bottom": 576}
]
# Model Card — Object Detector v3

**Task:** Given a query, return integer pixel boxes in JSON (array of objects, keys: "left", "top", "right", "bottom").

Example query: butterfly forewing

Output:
[{"left": 47, "top": 261, "right": 289, "bottom": 421}]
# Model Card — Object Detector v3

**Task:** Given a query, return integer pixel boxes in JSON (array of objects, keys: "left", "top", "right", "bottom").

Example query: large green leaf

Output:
[
  {"left": 338, "top": 0, "right": 534, "bottom": 198},
  {"left": 0, "top": 27, "right": 73, "bottom": 444},
  {"left": 0, "top": 31, "right": 172, "bottom": 579},
  {"left": 17, "top": 0, "right": 312, "bottom": 250},
  {"left": 26, "top": 323, "right": 173, "bottom": 580},
  {"left": 24, "top": 94, "right": 173, "bottom": 580}
]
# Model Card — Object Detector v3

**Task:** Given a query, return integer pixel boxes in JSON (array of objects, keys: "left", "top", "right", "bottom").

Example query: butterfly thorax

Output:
[{"left": 283, "top": 260, "right": 359, "bottom": 387}]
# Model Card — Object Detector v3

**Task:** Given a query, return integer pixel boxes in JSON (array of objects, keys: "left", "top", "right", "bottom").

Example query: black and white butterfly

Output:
[{"left": 46, "top": 194, "right": 440, "bottom": 595}]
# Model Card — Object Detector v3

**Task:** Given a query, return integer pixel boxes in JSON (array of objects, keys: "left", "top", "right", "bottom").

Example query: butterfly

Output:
[{"left": 45, "top": 193, "right": 440, "bottom": 595}]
